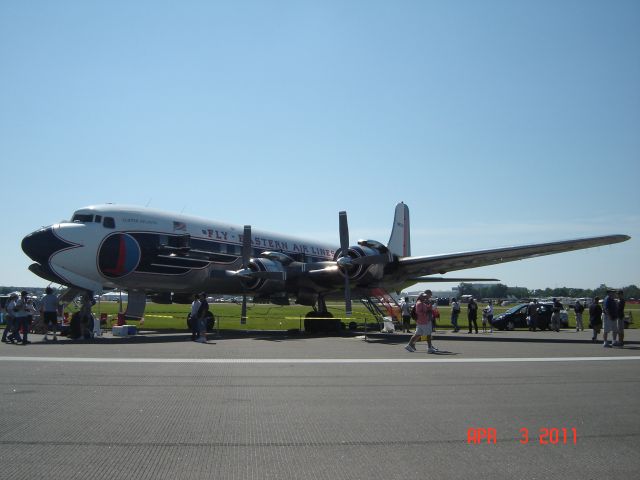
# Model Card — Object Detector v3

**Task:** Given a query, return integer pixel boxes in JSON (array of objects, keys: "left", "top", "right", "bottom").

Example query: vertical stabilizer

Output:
[{"left": 387, "top": 202, "right": 410, "bottom": 257}]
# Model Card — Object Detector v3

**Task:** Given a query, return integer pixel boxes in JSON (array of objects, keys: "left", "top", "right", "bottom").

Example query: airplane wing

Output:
[{"left": 396, "top": 234, "right": 630, "bottom": 278}]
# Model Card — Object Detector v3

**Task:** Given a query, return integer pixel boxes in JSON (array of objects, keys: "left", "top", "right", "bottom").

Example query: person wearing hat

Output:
[
  {"left": 404, "top": 290, "right": 438, "bottom": 353},
  {"left": 13, "top": 291, "right": 32, "bottom": 345},
  {"left": 1, "top": 292, "right": 20, "bottom": 343}
]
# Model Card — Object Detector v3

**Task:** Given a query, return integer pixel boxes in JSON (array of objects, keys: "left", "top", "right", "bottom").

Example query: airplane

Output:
[{"left": 21, "top": 202, "right": 630, "bottom": 329}]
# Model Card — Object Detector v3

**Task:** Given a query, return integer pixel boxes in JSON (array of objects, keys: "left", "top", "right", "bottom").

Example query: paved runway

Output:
[{"left": 1, "top": 329, "right": 638, "bottom": 479}]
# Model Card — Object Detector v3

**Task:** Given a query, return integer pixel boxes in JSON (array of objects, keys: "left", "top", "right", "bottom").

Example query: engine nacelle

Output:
[
  {"left": 245, "top": 258, "right": 287, "bottom": 293},
  {"left": 334, "top": 244, "right": 387, "bottom": 281}
]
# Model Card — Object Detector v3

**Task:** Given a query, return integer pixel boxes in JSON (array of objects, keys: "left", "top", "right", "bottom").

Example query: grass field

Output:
[{"left": 85, "top": 300, "right": 639, "bottom": 332}]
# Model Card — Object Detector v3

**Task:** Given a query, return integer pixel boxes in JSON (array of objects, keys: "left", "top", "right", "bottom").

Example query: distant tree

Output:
[
  {"left": 623, "top": 285, "right": 640, "bottom": 298},
  {"left": 507, "top": 286, "right": 530, "bottom": 299},
  {"left": 485, "top": 283, "right": 509, "bottom": 299},
  {"left": 457, "top": 283, "right": 475, "bottom": 296}
]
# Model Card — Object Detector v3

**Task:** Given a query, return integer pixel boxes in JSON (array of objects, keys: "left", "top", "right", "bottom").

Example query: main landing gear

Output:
[{"left": 304, "top": 296, "right": 343, "bottom": 333}]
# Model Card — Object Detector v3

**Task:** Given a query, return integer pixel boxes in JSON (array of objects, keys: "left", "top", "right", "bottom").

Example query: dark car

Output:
[{"left": 491, "top": 303, "right": 569, "bottom": 331}]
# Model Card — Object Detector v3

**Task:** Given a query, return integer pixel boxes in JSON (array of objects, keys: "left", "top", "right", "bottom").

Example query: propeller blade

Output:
[
  {"left": 339, "top": 210, "right": 352, "bottom": 316},
  {"left": 242, "top": 225, "right": 251, "bottom": 269},
  {"left": 339, "top": 211, "right": 349, "bottom": 253}
]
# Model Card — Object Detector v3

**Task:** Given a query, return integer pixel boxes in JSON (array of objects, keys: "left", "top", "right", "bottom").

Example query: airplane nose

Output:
[{"left": 21, "top": 227, "right": 72, "bottom": 265}]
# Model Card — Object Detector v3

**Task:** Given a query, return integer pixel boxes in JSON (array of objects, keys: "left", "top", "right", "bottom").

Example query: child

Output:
[{"left": 482, "top": 301, "right": 494, "bottom": 333}]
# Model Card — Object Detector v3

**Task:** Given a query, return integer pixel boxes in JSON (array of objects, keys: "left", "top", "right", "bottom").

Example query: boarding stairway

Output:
[{"left": 359, "top": 287, "right": 402, "bottom": 332}]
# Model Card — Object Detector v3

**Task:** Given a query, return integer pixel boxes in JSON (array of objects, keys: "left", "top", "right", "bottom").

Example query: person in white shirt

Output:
[
  {"left": 400, "top": 297, "right": 412, "bottom": 333},
  {"left": 482, "top": 301, "right": 494, "bottom": 333},
  {"left": 40, "top": 287, "right": 60, "bottom": 342},
  {"left": 450, "top": 298, "right": 461, "bottom": 332}
]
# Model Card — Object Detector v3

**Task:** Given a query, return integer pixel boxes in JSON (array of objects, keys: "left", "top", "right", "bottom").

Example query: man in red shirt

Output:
[{"left": 405, "top": 290, "right": 438, "bottom": 353}]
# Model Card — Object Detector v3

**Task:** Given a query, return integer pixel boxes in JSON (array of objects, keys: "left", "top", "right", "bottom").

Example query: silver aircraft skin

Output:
[{"left": 21, "top": 202, "right": 630, "bottom": 318}]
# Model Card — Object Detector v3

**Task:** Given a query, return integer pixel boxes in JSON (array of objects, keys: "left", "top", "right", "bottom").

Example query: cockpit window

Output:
[
  {"left": 103, "top": 217, "right": 115, "bottom": 229},
  {"left": 72, "top": 214, "right": 94, "bottom": 223}
]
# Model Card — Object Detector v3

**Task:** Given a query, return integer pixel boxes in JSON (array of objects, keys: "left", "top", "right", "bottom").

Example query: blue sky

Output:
[{"left": 1, "top": 0, "right": 638, "bottom": 291}]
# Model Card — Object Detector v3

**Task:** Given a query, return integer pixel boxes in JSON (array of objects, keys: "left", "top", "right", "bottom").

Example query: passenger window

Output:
[
  {"left": 95, "top": 215, "right": 102, "bottom": 223},
  {"left": 103, "top": 217, "right": 115, "bottom": 229}
]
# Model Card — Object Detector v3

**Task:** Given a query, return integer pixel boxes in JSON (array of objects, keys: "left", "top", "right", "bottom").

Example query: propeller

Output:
[
  {"left": 240, "top": 225, "right": 250, "bottom": 325},
  {"left": 336, "top": 211, "right": 396, "bottom": 316},
  {"left": 210, "top": 225, "right": 285, "bottom": 324},
  {"left": 338, "top": 211, "right": 352, "bottom": 316}
]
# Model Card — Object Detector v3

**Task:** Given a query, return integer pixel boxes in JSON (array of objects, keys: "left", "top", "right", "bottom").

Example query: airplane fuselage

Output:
[{"left": 22, "top": 205, "right": 343, "bottom": 300}]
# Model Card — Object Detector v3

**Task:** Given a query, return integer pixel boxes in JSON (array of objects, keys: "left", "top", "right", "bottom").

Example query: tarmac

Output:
[{"left": 0, "top": 327, "right": 638, "bottom": 480}]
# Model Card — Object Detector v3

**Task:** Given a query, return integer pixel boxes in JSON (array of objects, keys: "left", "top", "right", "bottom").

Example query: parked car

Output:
[{"left": 491, "top": 303, "right": 569, "bottom": 331}]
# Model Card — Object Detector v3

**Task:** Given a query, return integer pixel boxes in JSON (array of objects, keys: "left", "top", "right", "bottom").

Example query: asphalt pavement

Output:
[{"left": 0, "top": 328, "right": 638, "bottom": 479}]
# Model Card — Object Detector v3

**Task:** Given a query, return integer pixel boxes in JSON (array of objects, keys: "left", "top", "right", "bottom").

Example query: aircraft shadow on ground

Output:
[
  {"left": 17, "top": 330, "right": 638, "bottom": 347},
  {"left": 21, "top": 330, "right": 326, "bottom": 345},
  {"left": 365, "top": 332, "right": 639, "bottom": 347}
]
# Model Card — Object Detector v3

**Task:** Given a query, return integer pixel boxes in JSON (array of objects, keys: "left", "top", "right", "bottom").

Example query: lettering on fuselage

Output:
[
  {"left": 121, "top": 217, "right": 159, "bottom": 225},
  {"left": 235, "top": 234, "right": 335, "bottom": 258}
]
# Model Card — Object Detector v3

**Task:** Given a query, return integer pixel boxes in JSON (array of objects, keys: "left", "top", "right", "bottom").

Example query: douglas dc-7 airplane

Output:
[{"left": 21, "top": 202, "right": 629, "bottom": 325}]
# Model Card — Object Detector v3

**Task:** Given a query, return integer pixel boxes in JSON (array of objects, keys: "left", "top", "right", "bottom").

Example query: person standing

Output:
[
  {"left": 196, "top": 292, "right": 209, "bottom": 343},
  {"left": 78, "top": 293, "right": 95, "bottom": 339},
  {"left": 467, "top": 297, "right": 478, "bottom": 334},
  {"left": 550, "top": 298, "right": 562, "bottom": 332},
  {"left": 602, "top": 290, "right": 617, "bottom": 348},
  {"left": 1, "top": 293, "right": 19, "bottom": 343},
  {"left": 400, "top": 297, "right": 412, "bottom": 333},
  {"left": 13, "top": 291, "right": 32, "bottom": 345},
  {"left": 405, "top": 290, "right": 438, "bottom": 353},
  {"left": 614, "top": 290, "right": 626, "bottom": 348},
  {"left": 574, "top": 299, "right": 585, "bottom": 332},
  {"left": 450, "top": 297, "right": 461, "bottom": 332},
  {"left": 40, "top": 287, "right": 60, "bottom": 342},
  {"left": 483, "top": 300, "right": 494, "bottom": 333},
  {"left": 589, "top": 296, "right": 603, "bottom": 342},
  {"left": 189, "top": 294, "right": 201, "bottom": 341},
  {"left": 527, "top": 300, "right": 539, "bottom": 332}
]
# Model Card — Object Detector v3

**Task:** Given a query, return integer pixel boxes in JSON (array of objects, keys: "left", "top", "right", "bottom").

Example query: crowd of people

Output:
[
  {"left": 1, "top": 288, "right": 215, "bottom": 345},
  {"left": 1, "top": 288, "right": 631, "bottom": 351},
  {"left": 399, "top": 290, "right": 630, "bottom": 353},
  {"left": 1, "top": 288, "right": 62, "bottom": 344}
]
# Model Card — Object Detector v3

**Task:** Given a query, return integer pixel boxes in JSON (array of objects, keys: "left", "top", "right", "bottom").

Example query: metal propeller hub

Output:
[{"left": 336, "top": 255, "right": 354, "bottom": 268}]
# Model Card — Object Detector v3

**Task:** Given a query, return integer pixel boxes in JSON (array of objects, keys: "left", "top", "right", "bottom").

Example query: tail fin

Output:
[{"left": 387, "top": 202, "right": 410, "bottom": 257}]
